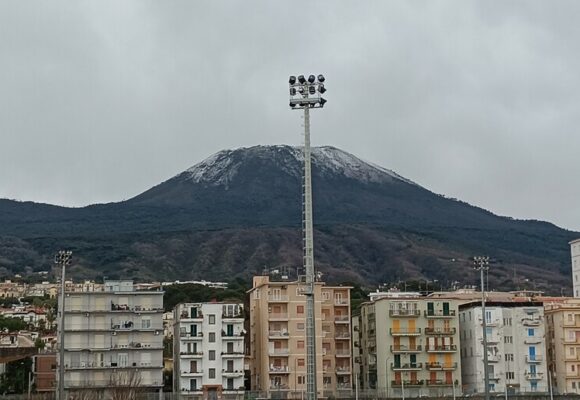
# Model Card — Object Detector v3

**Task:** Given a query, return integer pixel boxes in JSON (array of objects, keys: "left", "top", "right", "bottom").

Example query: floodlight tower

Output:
[
  {"left": 474, "top": 256, "right": 490, "bottom": 400},
  {"left": 289, "top": 74, "right": 327, "bottom": 400},
  {"left": 56, "top": 250, "right": 72, "bottom": 400}
]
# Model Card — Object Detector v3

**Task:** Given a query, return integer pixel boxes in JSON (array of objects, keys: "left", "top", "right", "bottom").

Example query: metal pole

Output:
[
  {"left": 549, "top": 370, "right": 554, "bottom": 400},
  {"left": 303, "top": 105, "right": 318, "bottom": 400},
  {"left": 401, "top": 373, "right": 405, "bottom": 400},
  {"left": 355, "top": 372, "right": 359, "bottom": 400},
  {"left": 475, "top": 257, "right": 490, "bottom": 400},
  {"left": 58, "top": 258, "right": 66, "bottom": 400}
]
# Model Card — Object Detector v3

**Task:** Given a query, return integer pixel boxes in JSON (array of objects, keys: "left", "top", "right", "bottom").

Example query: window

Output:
[
  {"left": 297, "top": 305, "right": 304, "bottom": 314},
  {"left": 570, "top": 347, "right": 575, "bottom": 356},
  {"left": 209, "top": 368, "right": 215, "bottom": 379},
  {"left": 506, "top": 372, "right": 515, "bottom": 380},
  {"left": 528, "top": 329, "right": 535, "bottom": 337},
  {"left": 298, "top": 358, "right": 305, "bottom": 367},
  {"left": 141, "top": 317, "right": 151, "bottom": 329},
  {"left": 486, "top": 327, "right": 492, "bottom": 336},
  {"left": 209, "top": 315, "right": 215, "bottom": 324},
  {"left": 298, "top": 340, "right": 305, "bottom": 349},
  {"left": 209, "top": 350, "right": 216, "bottom": 360},
  {"left": 485, "top": 310, "right": 492, "bottom": 323},
  {"left": 505, "top": 354, "right": 514, "bottom": 362},
  {"left": 504, "top": 336, "right": 513, "bottom": 344},
  {"left": 209, "top": 332, "right": 216, "bottom": 342},
  {"left": 297, "top": 322, "right": 305, "bottom": 331},
  {"left": 297, "top": 288, "right": 305, "bottom": 297},
  {"left": 531, "top": 382, "right": 538, "bottom": 391},
  {"left": 298, "top": 376, "right": 305, "bottom": 384},
  {"left": 323, "top": 377, "right": 332, "bottom": 385}
]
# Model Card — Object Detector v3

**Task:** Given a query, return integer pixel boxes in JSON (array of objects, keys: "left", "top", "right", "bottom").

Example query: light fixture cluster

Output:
[
  {"left": 289, "top": 74, "right": 327, "bottom": 109},
  {"left": 55, "top": 250, "right": 73, "bottom": 265}
]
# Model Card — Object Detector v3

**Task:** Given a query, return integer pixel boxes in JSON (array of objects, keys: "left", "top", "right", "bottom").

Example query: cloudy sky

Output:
[{"left": 1, "top": 1, "right": 579, "bottom": 231}]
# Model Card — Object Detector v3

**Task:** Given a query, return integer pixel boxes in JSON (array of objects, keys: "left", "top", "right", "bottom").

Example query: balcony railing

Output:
[
  {"left": 391, "top": 363, "right": 423, "bottom": 371},
  {"left": 425, "top": 362, "right": 457, "bottom": 370},
  {"left": 425, "top": 344, "right": 457, "bottom": 352},
  {"left": 336, "top": 367, "right": 351, "bottom": 374},
  {"left": 425, "top": 327, "right": 456, "bottom": 335},
  {"left": 390, "top": 345, "right": 422, "bottom": 353},
  {"left": 389, "top": 328, "right": 421, "bottom": 336},
  {"left": 425, "top": 310, "right": 456, "bottom": 318},
  {"left": 269, "top": 330, "right": 290, "bottom": 338},
  {"left": 335, "top": 332, "right": 351, "bottom": 339},
  {"left": 269, "top": 313, "right": 289, "bottom": 320},
  {"left": 268, "top": 295, "right": 289, "bottom": 302},
  {"left": 334, "top": 299, "right": 349, "bottom": 306},
  {"left": 525, "top": 372, "right": 544, "bottom": 380},
  {"left": 426, "top": 379, "right": 453, "bottom": 386},
  {"left": 526, "top": 355, "right": 543, "bottom": 363},
  {"left": 179, "top": 351, "right": 203, "bottom": 357},
  {"left": 389, "top": 309, "right": 420, "bottom": 317},
  {"left": 335, "top": 349, "right": 351, "bottom": 356},
  {"left": 180, "top": 332, "right": 203, "bottom": 339},
  {"left": 524, "top": 337, "right": 542, "bottom": 344},
  {"left": 269, "top": 349, "right": 290, "bottom": 356},
  {"left": 269, "top": 366, "right": 290, "bottom": 374},
  {"left": 335, "top": 315, "right": 350, "bottom": 323},
  {"left": 522, "top": 318, "right": 541, "bottom": 326},
  {"left": 391, "top": 380, "right": 424, "bottom": 387},
  {"left": 180, "top": 311, "right": 203, "bottom": 320}
]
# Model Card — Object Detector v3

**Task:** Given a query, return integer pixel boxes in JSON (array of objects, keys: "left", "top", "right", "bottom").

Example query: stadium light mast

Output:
[
  {"left": 289, "top": 74, "right": 327, "bottom": 400},
  {"left": 56, "top": 250, "right": 72, "bottom": 400},
  {"left": 474, "top": 256, "right": 490, "bottom": 400}
]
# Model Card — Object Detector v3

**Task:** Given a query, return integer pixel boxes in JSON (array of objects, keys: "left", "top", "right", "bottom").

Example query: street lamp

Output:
[
  {"left": 289, "top": 74, "right": 327, "bottom": 400},
  {"left": 55, "top": 250, "right": 72, "bottom": 400},
  {"left": 474, "top": 256, "right": 490, "bottom": 400}
]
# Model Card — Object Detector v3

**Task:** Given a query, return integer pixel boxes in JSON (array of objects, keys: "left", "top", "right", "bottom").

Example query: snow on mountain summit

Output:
[{"left": 181, "top": 145, "right": 415, "bottom": 187}]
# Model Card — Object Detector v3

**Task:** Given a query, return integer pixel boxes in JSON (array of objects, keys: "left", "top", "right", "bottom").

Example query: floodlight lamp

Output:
[
  {"left": 317, "top": 74, "right": 325, "bottom": 82},
  {"left": 308, "top": 86, "right": 316, "bottom": 95},
  {"left": 308, "top": 75, "right": 316, "bottom": 83},
  {"left": 319, "top": 98, "right": 327, "bottom": 107},
  {"left": 318, "top": 84, "right": 326, "bottom": 94},
  {"left": 290, "top": 102, "right": 296, "bottom": 108},
  {"left": 298, "top": 75, "right": 306, "bottom": 84},
  {"left": 289, "top": 76, "right": 296, "bottom": 85},
  {"left": 298, "top": 86, "right": 305, "bottom": 94},
  {"left": 290, "top": 88, "right": 297, "bottom": 96}
]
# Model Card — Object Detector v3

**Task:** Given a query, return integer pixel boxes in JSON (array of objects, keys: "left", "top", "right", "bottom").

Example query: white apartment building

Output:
[
  {"left": 571, "top": 239, "right": 580, "bottom": 298},
  {"left": 59, "top": 280, "right": 164, "bottom": 396},
  {"left": 173, "top": 302, "right": 245, "bottom": 400},
  {"left": 459, "top": 301, "right": 548, "bottom": 394}
]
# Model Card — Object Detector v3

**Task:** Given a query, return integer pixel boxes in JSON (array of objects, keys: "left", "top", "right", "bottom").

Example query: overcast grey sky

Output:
[{"left": 1, "top": 1, "right": 579, "bottom": 231}]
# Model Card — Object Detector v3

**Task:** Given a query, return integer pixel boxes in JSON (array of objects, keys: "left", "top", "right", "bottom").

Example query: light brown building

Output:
[
  {"left": 545, "top": 298, "right": 580, "bottom": 394},
  {"left": 33, "top": 353, "right": 56, "bottom": 392},
  {"left": 248, "top": 274, "right": 352, "bottom": 398}
]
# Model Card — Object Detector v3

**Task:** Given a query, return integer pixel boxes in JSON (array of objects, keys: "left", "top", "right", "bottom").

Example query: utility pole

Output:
[
  {"left": 289, "top": 74, "right": 327, "bottom": 400},
  {"left": 56, "top": 250, "right": 72, "bottom": 400},
  {"left": 474, "top": 256, "right": 490, "bottom": 400}
]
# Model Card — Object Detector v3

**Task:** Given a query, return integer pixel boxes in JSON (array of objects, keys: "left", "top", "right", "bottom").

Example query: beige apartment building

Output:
[
  {"left": 248, "top": 274, "right": 352, "bottom": 398},
  {"left": 545, "top": 298, "right": 580, "bottom": 394},
  {"left": 356, "top": 292, "right": 461, "bottom": 397}
]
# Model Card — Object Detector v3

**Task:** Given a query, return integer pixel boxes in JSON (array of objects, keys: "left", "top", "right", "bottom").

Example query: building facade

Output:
[
  {"left": 572, "top": 239, "right": 580, "bottom": 298},
  {"left": 248, "top": 275, "right": 352, "bottom": 398},
  {"left": 357, "top": 293, "right": 461, "bottom": 397},
  {"left": 459, "top": 301, "right": 548, "bottom": 394},
  {"left": 173, "top": 302, "right": 245, "bottom": 399},
  {"left": 545, "top": 298, "right": 580, "bottom": 394},
  {"left": 33, "top": 353, "right": 56, "bottom": 392},
  {"left": 59, "top": 280, "right": 164, "bottom": 396}
]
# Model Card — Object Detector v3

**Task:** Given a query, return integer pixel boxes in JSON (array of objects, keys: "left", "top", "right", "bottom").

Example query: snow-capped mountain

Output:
[{"left": 180, "top": 145, "right": 415, "bottom": 187}]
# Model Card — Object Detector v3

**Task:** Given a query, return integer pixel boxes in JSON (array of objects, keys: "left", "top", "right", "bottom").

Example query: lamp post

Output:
[
  {"left": 289, "top": 74, "right": 327, "bottom": 400},
  {"left": 474, "top": 256, "right": 490, "bottom": 400},
  {"left": 55, "top": 250, "right": 72, "bottom": 400}
]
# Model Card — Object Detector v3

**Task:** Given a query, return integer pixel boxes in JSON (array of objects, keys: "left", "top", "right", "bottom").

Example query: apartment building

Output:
[
  {"left": 459, "top": 301, "right": 547, "bottom": 394},
  {"left": 356, "top": 292, "right": 461, "bottom": 397},
  {"left": 248, "top": 274, "right": 352, "bottom": 398},
  {"left": 572, "top": 239, "right": 580, "bottom": 298},
  {"left": 173, "top": 302, "right": 245, "bottom": 399},
  {"left": 545, "top": 298, "right": 580, "bottom": 394},
  {"left": 33, "top": 353, "right": 56, "bottom": 392},
  {"left": 59, "top": 280, "right": 164, "bottom": 396}
]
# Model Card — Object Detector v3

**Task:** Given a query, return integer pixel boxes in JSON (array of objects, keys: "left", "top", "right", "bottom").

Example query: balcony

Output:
[
  {"left": 269, "top": 366, "right": 290, "bottom": 374},
  {"left": 487, "top": 354, "right": 501, "bottom": 363},
  {"left": 222, "top": 370, "right": 244, "bottom": 377},
  {"left": 179, "top": 351, "right": 203, "bottom": 358},
  {"left": 182, "top": 370, "right": 204, "bottom": 377},
  {"left": 334, "top": 299, "right": 349, "bottom": 306},
  {"left": 390, "top": 345, "right": 422, "bottom": 353},
  {"left": 180, "top": 332, "right": 203, "bottom": 340},
  {"left": 522, "top": 318, "right": 542, "bottom": 327},
  {"left": 524, "top": 337, "right": 542, "bottom": 344},
  {"left": 269, "top": 313, "right": 289, "bottom": 321},
  {"left": 180, "top": 311, "right": 203, "bottom": 321},
  {"left": 391, "top": 380, "right": 424, "bottom": 387},
  {"left": 335, "top": 315, "right": 350, "bottom": 324},
  {"left": 222, "top": 313, "right": 244, "bottom": 321},
  {"left": 426, "top": 379, "right": 453, "bottom": 386},
  {"left": 391, "top": 363, "right": 423, "bottom": 371},
  {"left": 221, "top": 351, "right": 244, "bottom": 358},
  {"left": 478, "top": 318, "right": 499, "bottom": 327},
  {"left": 335, "top": 349, "right": 351, "bottom": 357},
  {"left": 269, "top": 349, "right": 290, "bottom": 356},
  {"left": 426, "top": 344, "right": 457, "bottom": 353},
  {"left": 526, "top": 355, "right": 543, "bottom": 363},
  {"left": 336, "top": 367, "right": 351, "bottom": 375},
  {"left": 525, "top": 372, "right": 544, "bottom": 380},
  {"left": 425, "top": 310, "right": 456, "bottom": 318},
  {"left": 425, "top": 362, "right": 457, "bottom": 371},
  {"left": 425, "top": 327, "right": 456, "bottom": 336},
  {"left": 389, "top": 309, "right": 420, "bottom": 317},
  {"left": 335, "top": 332, "right": 351, "bottom": 340},
  {"left": 221, "top": 331, "right": 244, "bottom": 339},
  {"left": 269, "top": 330, "right": 290, "bottom": 339},
  {"left": 268, "top": 295, "right": 289, "bottom": 302},
  {"left": 269, "top": 384, "right": 290, "bottom": 391},
  {"left": 389, "top": 328, "right": 421, "bottom": 336}
]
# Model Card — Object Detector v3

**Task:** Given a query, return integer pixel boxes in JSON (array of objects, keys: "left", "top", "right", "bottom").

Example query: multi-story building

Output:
[
  {"left": 571, "top": 239, "right": 580, "bottom": 298},
  {"left": 59, "top": 280, "right": 164, "bottom": 396},
  {"left": 248, "top": 274, "right": 352, "bottom": 398},
  {"left": 173, "top": 302, "right": 245, "bottom": 399},
  {"left": 459, "top": 300, "right": 548, "bottom": 394},
  {"left": 357, "top": 292, "right": 461, "bottom": 397},
  {"left": 33, "top": 353, "right": 56, "bottom": 392},
  {"left": 545, "top": 298, "right": 580, "bottom": 394}
]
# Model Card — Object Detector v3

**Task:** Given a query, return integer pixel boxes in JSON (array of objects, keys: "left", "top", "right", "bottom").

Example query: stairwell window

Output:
[
  {"left": 528, "top": 329, "right": 535, "bottom": 336},
  {"left": 208, "top": 314, "right": 215, "bottom": 324}
]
